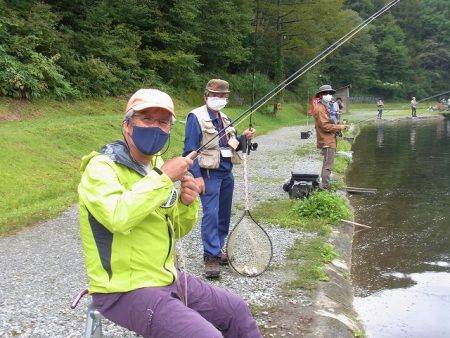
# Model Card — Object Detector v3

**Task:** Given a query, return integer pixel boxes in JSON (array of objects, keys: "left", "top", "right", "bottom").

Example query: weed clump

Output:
[{"left": 289, "top": 190, "right": 352, "bottom": 224}]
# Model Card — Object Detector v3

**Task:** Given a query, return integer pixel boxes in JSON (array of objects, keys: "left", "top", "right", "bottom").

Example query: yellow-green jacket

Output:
[{"left": 78, "top": 141, "right": 199, "bottom": 294}]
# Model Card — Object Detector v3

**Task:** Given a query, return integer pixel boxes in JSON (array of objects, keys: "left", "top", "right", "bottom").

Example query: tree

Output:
[
  {"left": 416, "top": 0, "right": 450, "bottom": 92},
  {"left": 370, "top": 14, "right": 411, "bottom": 98},
  {"left": 0, "top": 0, "right": 75, "bottom": 98},
  {"left": 195, "top": 0, "right": 253, "bottom": 74},
  {"left": 344, "top": 0, "right": 375, "bottom": 18},
  {"left": 325, "top": 20, "right": 377, "bottom": 94}
]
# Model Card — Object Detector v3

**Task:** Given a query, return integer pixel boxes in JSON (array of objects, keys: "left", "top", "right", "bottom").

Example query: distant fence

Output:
[{"left": 349, "top": 96, "right": 377, "bottom": 103}]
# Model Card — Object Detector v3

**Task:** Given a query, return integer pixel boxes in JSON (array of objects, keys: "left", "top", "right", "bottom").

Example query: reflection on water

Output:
[
  {"left": 410, "top": 125, "right": 416, "bottom": 150},
  {"left": 347, "top": 118, "right": 450, "bottom": 337},
  {"left": 353, "top": 272, "right": 450, "bottom": 338},
  {"left": 376, "top": 125, "right": 384, "bottom": 148}
]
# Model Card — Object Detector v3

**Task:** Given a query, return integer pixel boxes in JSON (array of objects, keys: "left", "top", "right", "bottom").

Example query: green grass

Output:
[
  {"left": 0, "top": 113, "right": 121, "bottom": 234},
  {"left": 251, "top": 194, "right": 343, "bottom": 290},
  {"left": 251, "top": 156, "right": 353, "bottom": 290},
  {"left": 294, "top": 143, "right": 316, "bottom": 157},
  {"left": 0, "top": 97, "right": 307, "bottom": 235},
  {"left": 342, "top": 101, "right": 441, "bottom": 123},
  {"left": 334, "top": 156, "right": 351, "bottom": 174},
  {"left": 284, "top": 238, "right": 337, "bottom": 290},
  {"left": 290, "top": 190, "right": 352, "bottom": 224},
  {"left": 251, "top": 197, "right": 340, "bottom": 290},
  {"left": 252, "top": 198, "right": 332, "bottom": 236},
  {"left": 334, "top": 138, "right": 353, "bottom": 174}
]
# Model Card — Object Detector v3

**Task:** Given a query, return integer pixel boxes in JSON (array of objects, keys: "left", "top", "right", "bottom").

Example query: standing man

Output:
[
  {"left": 411, "top": 96, "right": 417, "bottom": 117},
  {"left": 377, "top": 98, "right": 384, "bottom": 118},
  {"left": 78, "top": 88, "right": 262, "bottom": 337},
  {"left": 336, "top": 97, "right": 345, "bottom": 115},
  {"left": 311, "top": 85, "right": 348, "bottom": 190},
  {"left": 183, "top": 79, "right": 255, "bottom": 278},
  {"left": 330, "top": 97, "right": 340, "bottom": 124}
]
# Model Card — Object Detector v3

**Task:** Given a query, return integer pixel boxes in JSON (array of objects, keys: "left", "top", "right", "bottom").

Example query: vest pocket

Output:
[
  {"left": 198, "top": 151, "right": 220, "bottom": 169},
  {"left": 231, "top": 149, "right": 242, "bottom": 164},
  {"left": 199, "top": 121, "right": 220, "bottom": 168}
]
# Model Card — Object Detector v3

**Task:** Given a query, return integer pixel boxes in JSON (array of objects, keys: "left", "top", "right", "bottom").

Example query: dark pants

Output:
[
  {"left": 412, "top": 107, "right": 417, "bottom": 117},
  {"left": 321, "top": 147, "right": 336, "bottom": 188},
  {"left": 92, "top": 272, "right": 262, "bottom": 338},
  {"left": 200, "top": 169, "right": 234, "bottom": 257},
  {"left": 378, "top": 109, "right": 383, "bottom": 118}
]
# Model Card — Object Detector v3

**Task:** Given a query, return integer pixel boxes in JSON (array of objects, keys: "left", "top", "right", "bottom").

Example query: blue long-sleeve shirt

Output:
[{"left": 183, "top": 107, "right": 242, "bottom": 178}]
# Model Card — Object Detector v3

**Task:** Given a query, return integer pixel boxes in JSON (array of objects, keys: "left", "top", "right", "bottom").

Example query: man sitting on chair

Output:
[{"left": 78, "top": 88, "right": 262, "bottom": 338}]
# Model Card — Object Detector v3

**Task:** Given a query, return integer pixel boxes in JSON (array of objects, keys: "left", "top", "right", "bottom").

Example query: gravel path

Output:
[{"left": 0, "top": 124, "right": 322, "bottom": 338}]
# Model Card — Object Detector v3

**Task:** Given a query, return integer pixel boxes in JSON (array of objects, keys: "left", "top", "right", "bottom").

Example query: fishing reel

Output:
[{"left": 247, "top": 142, "right": 258, "bottom": 154}]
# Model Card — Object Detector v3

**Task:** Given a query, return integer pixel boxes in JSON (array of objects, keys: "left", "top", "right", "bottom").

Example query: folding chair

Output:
[{"left": 71, "top": 289, "right": 104, "bottom": 338}]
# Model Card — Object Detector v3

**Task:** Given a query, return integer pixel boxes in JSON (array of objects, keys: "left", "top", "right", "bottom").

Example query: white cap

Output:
[{"left": 125, "top": 89, "right": 175, "bottom": 119}]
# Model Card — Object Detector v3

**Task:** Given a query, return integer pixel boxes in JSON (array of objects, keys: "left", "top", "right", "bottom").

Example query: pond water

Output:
[{"left": 346, "top": 117, "right": 450, "bottom": 338}]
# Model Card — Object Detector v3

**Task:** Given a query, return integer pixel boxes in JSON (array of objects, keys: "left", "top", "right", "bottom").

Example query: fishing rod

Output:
[
  {"left": 352, "top": 115, "right": 378, "bottom": 125},
  {"left": 247, "top": 3, "right": 260, "bottom": 155},
  {"left": 194, "top": 0, "right": 401, "bottom": 155},
  {"left": 417, "top": 90, "right": 450, "bottom": 103}
]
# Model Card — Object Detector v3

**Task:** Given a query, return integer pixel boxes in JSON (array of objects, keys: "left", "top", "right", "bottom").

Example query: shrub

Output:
[
  {"left": 289, "top": 190, "right": 352, "bottom": 224},
  {"left": 0, "top": 47, "right": 76, "bottom": 99}
]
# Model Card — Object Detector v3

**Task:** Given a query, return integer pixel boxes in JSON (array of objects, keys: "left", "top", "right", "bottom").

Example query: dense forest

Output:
[{"left": 0, "top": 0, "right": 448, "bottom": 103}]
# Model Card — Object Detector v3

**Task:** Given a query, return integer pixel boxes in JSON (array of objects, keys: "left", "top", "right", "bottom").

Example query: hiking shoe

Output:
[
  {"left": 219, "top": 251, "right": 229, "bottom": 266},
  {"left": 204, "top": 256, "right": 220, "bottom": 278}
]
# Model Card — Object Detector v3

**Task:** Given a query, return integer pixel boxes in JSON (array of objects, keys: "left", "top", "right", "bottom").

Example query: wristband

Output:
[{"left": 153, "top": 167, "right": 163, "bottom": 175}]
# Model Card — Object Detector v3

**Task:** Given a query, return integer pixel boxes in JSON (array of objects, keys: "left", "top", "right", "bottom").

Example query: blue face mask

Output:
[{"left": 130, "top": 126, "right": 169, "bottom": 155}]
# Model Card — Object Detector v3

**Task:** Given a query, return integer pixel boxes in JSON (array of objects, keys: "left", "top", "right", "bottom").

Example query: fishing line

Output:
[
  {"left": 194, "top": 0, "right": 401, "bottom": 156},
  {"left": 171, "top": 180, "right": 194, "bottom": 306},
  {"left": 417, "top": 90, "right": 450, "bottom": 103},
  {"left": 353, "top": 115, "right": 378, "bottom": 125}
]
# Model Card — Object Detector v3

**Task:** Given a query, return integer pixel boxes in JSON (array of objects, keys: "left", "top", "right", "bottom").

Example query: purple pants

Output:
[{"left": 92, "top": 272, "right": 262, "bottom": 338}]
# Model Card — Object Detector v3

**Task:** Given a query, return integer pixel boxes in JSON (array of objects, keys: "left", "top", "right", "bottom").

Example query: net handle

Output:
[{"left": 241, "top": 136, "right": 249, "bottom": 211}]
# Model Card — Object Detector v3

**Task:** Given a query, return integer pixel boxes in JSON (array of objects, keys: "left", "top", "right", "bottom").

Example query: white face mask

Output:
[
  {"left": 206, "top": 97, "right": 228, "bottom": 111},
  {"left": 322, "top": 94, "right": 333, "bottom": 102}
]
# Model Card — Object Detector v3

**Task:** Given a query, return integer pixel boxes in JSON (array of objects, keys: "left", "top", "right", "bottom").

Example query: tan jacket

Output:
[
  {"left": 311, "top": 101, "right": 346, "bottom": 149},
  {"left": 191, "top": 106, "right": 241, "bottom": 168}
]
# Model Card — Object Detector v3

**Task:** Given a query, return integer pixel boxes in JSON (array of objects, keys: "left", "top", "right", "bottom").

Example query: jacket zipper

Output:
[{"left": 163, "top": 215, "right": 176, "bottom": 284}]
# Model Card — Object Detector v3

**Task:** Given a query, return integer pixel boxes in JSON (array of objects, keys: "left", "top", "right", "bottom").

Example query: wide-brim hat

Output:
[
  {"left": 205, "top": 79, "right": 230, "bottom": 93},
  {"left": 315, "top": 84, "right": 336, "bottom": 98},
  {"left": 125, "top": 89, "right": 175, "bottom": 119}
]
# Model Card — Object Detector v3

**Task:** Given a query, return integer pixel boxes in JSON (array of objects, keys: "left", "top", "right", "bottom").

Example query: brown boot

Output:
[
  {"left": 219, "top": 251, "right": 229, "bottom": 266},
  {"left": 204, "top": 256, "right": 220, "bottom": 278}
]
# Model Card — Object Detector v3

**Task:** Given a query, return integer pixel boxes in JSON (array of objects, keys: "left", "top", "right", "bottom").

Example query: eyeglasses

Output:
[
  {"left": 132, "top": 115, "right": 174, "bottom": 129},
  {"left": 207, "top": 92, "right": 229, "bottom": 98}
]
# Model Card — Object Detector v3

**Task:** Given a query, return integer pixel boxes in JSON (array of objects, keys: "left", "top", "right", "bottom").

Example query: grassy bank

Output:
[
  {"left": 252, "top": 136, "right": 353, "bottom": 290},
  {"left": 343, "top": 102, "right": 440, "bottom": 122},
  {"left": 0, "top": 96, "right": 307, "bottom": 235}
]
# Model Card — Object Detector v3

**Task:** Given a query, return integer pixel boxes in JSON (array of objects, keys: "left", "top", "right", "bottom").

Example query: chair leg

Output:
[{"left": 85, "top": 303, "right": 104, "bottom": 338}]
